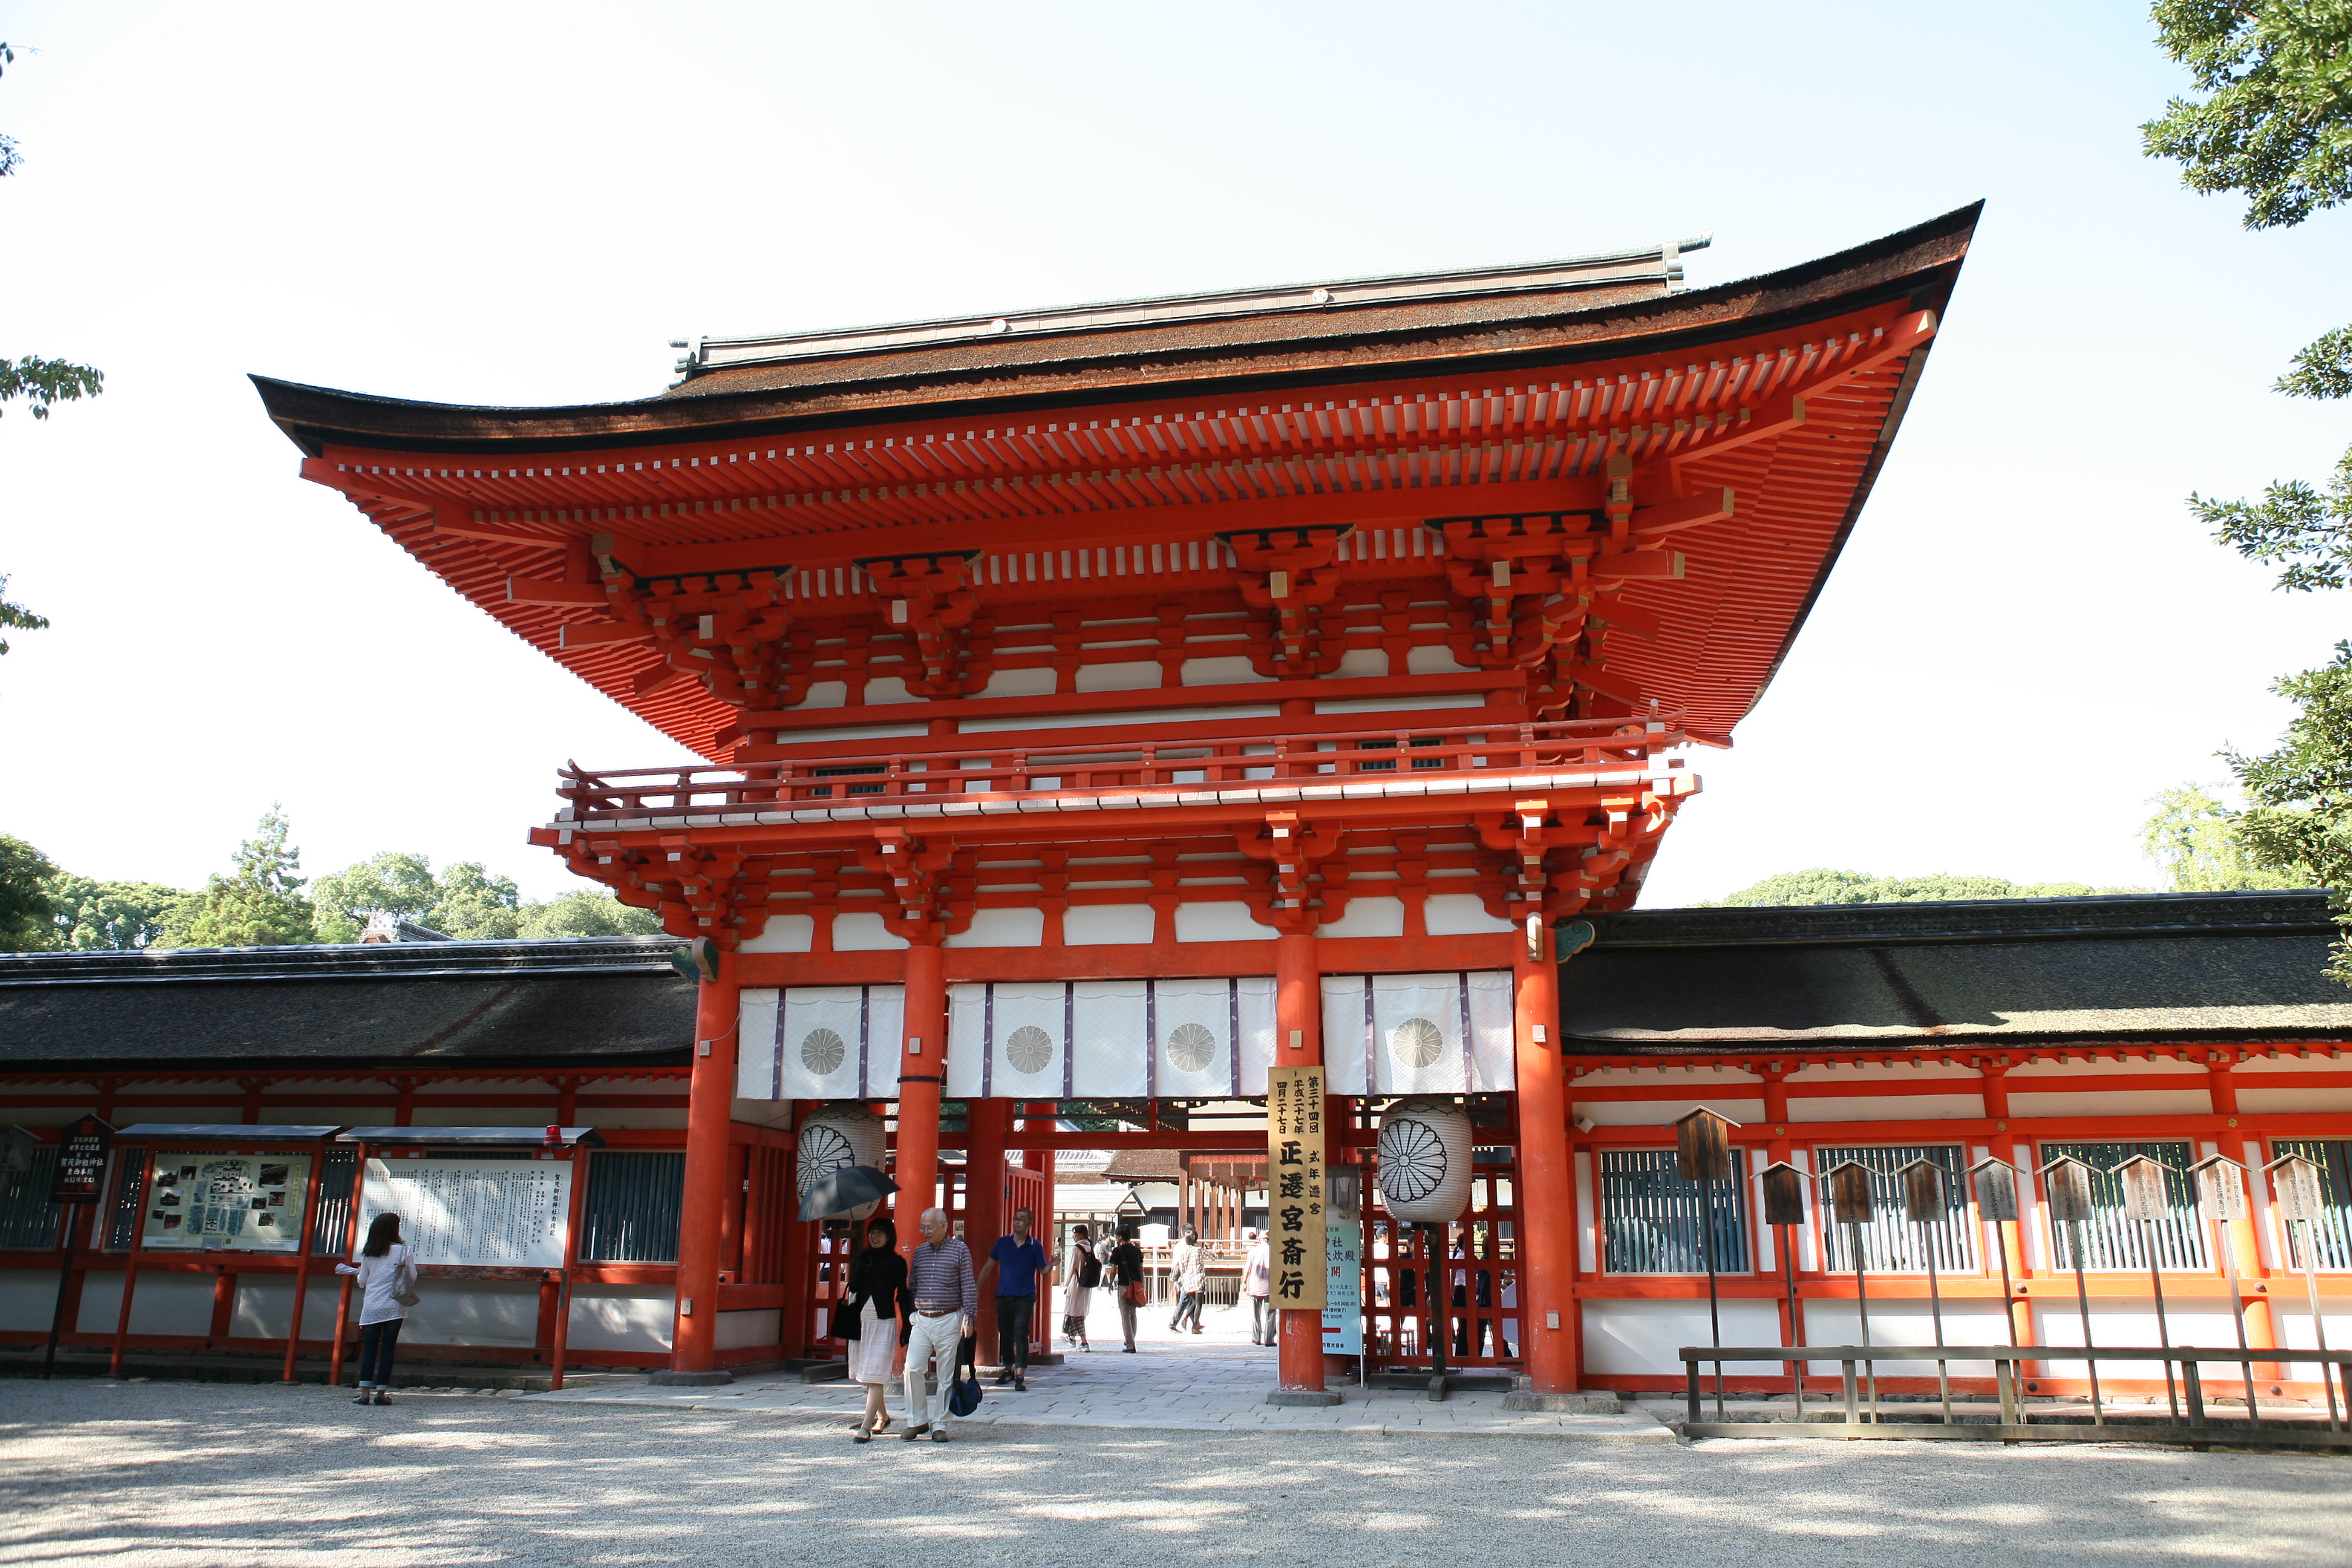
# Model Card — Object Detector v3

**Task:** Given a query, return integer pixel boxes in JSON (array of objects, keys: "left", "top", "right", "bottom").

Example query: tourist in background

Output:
[
  {"left": 335, "top": 1212, "right": 416, "bottom": 1405},
  {"left": 902, "top": 1206, "right": 975, "bottom": 1442},
  {"left": 1168, "top": 1226, "right": 1207, "bottom": 1334},
  {"left": 1108, "top": 1225, "right": 1145, "bottom": 1353},
  {"left": 976, "top": 1205, "right": 1047, "bottom": 1391},
  {"left": 838, "top": 1216, "right": 908, "bottom": 1442},
  {"left": 1243, "top": 1227, "right": 1273, "bottom": 1345},
  {"left": 1060, "top": 1223, "right": 1098, "bottom": 1350}
]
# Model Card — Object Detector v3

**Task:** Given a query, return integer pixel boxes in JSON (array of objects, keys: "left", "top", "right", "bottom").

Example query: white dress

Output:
[
  {"left": 846, "top": 1298, "right": 898, "bottom": 1385},
  {"left": 1062, "top": 1242, "right": 1095, "bottom": 1320}
]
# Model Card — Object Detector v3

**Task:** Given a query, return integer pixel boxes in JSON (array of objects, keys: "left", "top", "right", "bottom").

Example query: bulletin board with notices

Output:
[
  {"left": 143, "top": 1153, "right": 312, "bottom": 1252},
  {"left": 359, "top": 1157, "right": 572, "bottom": 1268}
]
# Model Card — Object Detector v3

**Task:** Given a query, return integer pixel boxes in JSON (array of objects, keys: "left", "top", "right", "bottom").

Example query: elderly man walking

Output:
[{"left": 902, "top": 1206, "right": 975, "bottom": 1443}]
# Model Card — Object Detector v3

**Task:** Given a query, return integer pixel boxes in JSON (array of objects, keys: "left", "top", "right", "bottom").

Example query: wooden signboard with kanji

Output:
[{"left": 1267, "top": 1065, "right": 1327, "bottom": 1311}]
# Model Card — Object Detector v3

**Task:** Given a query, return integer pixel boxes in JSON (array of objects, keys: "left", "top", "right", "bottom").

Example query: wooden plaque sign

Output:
[
  {"left": 50, "top": 1116, "right": 113, "bottom": 1206},
  {"left": 1266, "top": 1065, "right": 1327, "bottom": 1311}
]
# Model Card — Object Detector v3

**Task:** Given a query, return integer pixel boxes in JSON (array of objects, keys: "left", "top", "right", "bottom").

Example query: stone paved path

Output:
[
  {"left": 523, "top": 1304, "right": 1669, "bottom": 1441},
  {"left": 6, "top": 1376, "right": 2351, "bottom": 1567}
]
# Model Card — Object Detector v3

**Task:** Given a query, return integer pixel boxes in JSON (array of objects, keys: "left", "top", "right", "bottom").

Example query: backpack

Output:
[{"left": 1077, "top": 1242, "right": 1102, "bottom": 1289}]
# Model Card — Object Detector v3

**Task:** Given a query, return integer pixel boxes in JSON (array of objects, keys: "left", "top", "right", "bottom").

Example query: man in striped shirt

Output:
[{"left": 902, "top": 1206, "right": 975, "bottom": 1441}]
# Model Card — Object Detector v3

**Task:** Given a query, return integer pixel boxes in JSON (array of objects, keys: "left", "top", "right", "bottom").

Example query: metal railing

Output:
[
  {"left": 552, "top": 713, "right": 1687, "bottom": 826},
  {"left": 1676, "top": 1345, "right": 2352, "bottom": 1451}
]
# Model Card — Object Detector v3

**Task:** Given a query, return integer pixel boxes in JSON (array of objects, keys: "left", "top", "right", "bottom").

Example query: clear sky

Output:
[{"left": 2, "top": 1, "right": 2346, "bottom": 908}]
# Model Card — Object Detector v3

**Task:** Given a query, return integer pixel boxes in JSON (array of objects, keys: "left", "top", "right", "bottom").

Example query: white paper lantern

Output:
[
  {"left": 797, "top": 1102, "right": 888, "bottom": 1221},
  {"left": 1375, "top": 1097, "right": 1472, "bottom": 1224}
]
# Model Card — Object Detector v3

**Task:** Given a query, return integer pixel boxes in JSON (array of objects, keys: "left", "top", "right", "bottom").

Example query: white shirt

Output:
[{"left": 336, "top": 1243, "right": 416, "bottom": 1325}]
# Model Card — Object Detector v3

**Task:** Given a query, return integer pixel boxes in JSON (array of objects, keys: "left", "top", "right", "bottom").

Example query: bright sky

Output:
[{"left": 2, "top": 1, "right": 2347, "bottom": 908}]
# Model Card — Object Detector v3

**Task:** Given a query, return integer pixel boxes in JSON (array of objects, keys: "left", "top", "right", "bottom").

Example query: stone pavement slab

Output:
[{"left": 521, "top": 1333, "right": 1672, "bottom": 1443}]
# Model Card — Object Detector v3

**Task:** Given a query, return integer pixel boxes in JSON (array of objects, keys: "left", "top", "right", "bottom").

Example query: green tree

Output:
[
  {"left": 429, "top": 862, "right": 524, "bottom": 939},
  {"left": 160, "top": 808, "right": 318, "bottom": 949},
  {"left": 0, "top": 44, "right": 102, "bottom": 422},
  {"left": 2222, "top": 644, "right": 2352, "bottom": 979},
  {"left": 310, "top": 851, "right": 440, "bottom": 942},
  {"left": 43, "top": 875, "right": 191, "bottom": 950},
  {"left": 1704, "top": 869, "right": 2146, "bottom": 907},
  {"left": 0, "top": 834, "right": 61, "bottom": 950},
  {"left": 2143, "top": 3, "right": 2352, "bottom": 589},
  {"left": 0, "top": 574, "right": 45, "bottom": 657},
  {"left": 515, "top": 887, "right": 660, "bottom": 938},
  {"left": 2138, "top": 782, "right": 2312, "bottom": 891}
]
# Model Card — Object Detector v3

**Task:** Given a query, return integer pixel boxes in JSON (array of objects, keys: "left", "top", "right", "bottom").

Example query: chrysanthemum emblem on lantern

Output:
[
  {"left": 1375, "top": 1097, "right": 1472, "bottom": 1222},
  {"left": 796, "top": 1102, "right": 887, "bottom": 1221}
]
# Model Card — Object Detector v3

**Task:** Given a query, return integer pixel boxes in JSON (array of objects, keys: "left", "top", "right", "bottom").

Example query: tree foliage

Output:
[
  {"left": 159, "top": 808, "right": 318, "bottom": 949},
  {"left": 0, "top": 43, "right": 102, "bottom": 422},
  {"left": 2138, "top": 782, "right": 2313, "bottom": 891},
  {"left": 311, "top": 851, "right": 653, "bottom": 941},
  {"left": 0, "top": 834, "right": 60, "bottom": 950},
  {"left": 2221, "top": 644, "right": 2352, "bottom": 981},
  {"left": 45, "top": 876, "right": 190, "bottom": 950},
  {"left": 2144, "top": 3, "right": 2352, "bottom": 592},
  {"left": 1702, "top": 869, "right": 2147, "bottom": 908},
  {"left": 0, "top": 573, "right": 45, "bottom": 657}
]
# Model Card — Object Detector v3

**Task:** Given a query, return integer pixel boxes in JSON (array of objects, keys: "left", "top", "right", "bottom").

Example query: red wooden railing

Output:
[{"left": 555, "top": 712, "right": 1687, "bottom": 826}]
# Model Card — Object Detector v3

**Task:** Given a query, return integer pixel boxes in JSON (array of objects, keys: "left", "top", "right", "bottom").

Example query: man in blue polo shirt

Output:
[{"left": 975, "top": 1205, "right": 1049, "bottom": 1391}]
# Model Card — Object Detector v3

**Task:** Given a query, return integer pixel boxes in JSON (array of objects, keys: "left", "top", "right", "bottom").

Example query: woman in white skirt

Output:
[
  {"left": 838, "top": 1216, "right": 909, "bottom": 1443},
  {"left": 1060, "top": 1224, "right": 1098, "bottom": 1350}
]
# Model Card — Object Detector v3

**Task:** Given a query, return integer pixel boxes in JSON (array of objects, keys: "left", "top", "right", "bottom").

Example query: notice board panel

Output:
[
  {"left": 360, "top": 1157, "right": 572, "bottom": 1268},
  {"left": 143, "top": 1152, "right": 311, "bottom": 1252}
]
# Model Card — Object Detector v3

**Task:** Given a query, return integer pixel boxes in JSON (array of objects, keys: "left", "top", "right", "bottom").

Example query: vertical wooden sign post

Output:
[
  {"left": 45, "top": 1116, "right": 114, "bottom": 1379},
  {"left": 1266, "top": 1066, "right": 1327, "bottom": 1316},
  {"left": 2188, "top": 1154, "right": 2259, "bottom": 1426}
]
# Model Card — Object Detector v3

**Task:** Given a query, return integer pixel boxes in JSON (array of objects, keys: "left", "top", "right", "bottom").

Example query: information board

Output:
[
  {"left": 1322, "top": 1164, "right": 1363, "bottom": 1356},
  {"left": 1267, "top": 1064, "right": 1327, "bottom": 1311},
  {"left": 360, "top": 1157, "right": 572, "bottom": 1268},
  {"left": 50, "top": 1116, "right": 112, "bottom": 1204},
  {"left": 143, "top": 1153, "right": 310, "bottom": 1252}
]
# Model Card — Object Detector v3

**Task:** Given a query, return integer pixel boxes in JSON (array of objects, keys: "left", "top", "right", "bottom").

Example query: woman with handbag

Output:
[
  {"left": 335, "top": 1212, "right": 418, "bottom": 1405},
  {"left": 1059, "top": 1224, "right": 1098, "bottom": 1351},
  {"left": 839, "top": 1217, "right": 909, "bottom": 1443}
]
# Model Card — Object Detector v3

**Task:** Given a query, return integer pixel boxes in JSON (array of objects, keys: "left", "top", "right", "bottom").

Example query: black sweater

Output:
[{"left": 838, "top": 1247, "right": 912, "bottom": 1339}]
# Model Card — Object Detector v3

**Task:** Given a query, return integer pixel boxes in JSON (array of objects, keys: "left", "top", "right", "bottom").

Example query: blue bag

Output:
[{"left": 947, "top": 1332, "right": 984, "bottom": 1417}]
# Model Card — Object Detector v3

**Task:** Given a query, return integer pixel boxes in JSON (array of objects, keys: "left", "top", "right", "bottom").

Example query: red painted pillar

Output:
[
  {"left": 672, "top": 948, "right": 740, "bottom": 1374},
  {"left": 2209, "top": 1061, "right": 2282, "bottom": 1379},
  {"left": 966, "top": 1097, "right": 1008, "bottom": 1362},
  {"left": 1274, "top": 929, "right": 1325, "bottom": 1394},
  {"left": 894, "top": 939, "right": 949, "bottom": 1254},
  {"left": 1515, "top": 921, "right": 1577, "bottom": 1394}
]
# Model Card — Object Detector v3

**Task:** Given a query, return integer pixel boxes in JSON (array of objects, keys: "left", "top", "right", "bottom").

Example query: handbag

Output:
[
  {"left": 392, "top": 1252, "right": 423, "bottom": 1310},
  {"left": 1124, "top": 1280, "right": 1146, "bottom": 1306},
  {"left": 946, "top": 1330, "right": 984, "bottom": 1417}
]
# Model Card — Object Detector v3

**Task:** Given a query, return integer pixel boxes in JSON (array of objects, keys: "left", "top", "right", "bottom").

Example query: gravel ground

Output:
[{"left": 2, "top": 1379, "right": 2348, "bottom": 1567}]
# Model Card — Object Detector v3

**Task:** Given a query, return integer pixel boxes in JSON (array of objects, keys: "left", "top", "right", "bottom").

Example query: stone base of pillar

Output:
[
  {"left": 649, "top": 1369, "right": 734, "bottom": 1387},
  {"left": 1265, "top": 1388, "right": 1344, "bottom": 1406},
  {"left": 1502, "top": 1390, "right": 1623, "bottom": 1414}
]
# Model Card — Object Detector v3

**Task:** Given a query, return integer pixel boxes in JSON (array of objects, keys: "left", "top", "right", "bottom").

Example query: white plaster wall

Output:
[
  {"left": 945, "top": 908, "right": 1045, "bottom": 948},
  {"left": 1786, "top": 1094, "right": 1984, "bottom": 1123},
  {"left": 1175, "top": 902, "right": 1275, "bottom": 943},
  {"left": 75, "top": 1271, "right": 215, "bottom": 1336},
  {"left": 1798, "top": 1301, "right": 2012, "bottom": 1377},
  {"left": 1074, "top": 661, "right": 1160, "bottom": 693},
  {"left": 231, "top": 1277, "right": 347, "bottom": 1342},
  {"left": 2239, "top": 1089, "right": 2352, "bottom": 1114},
  {"left": 973, "top": 668, "right": 1056, "bottom": 700},
  {"left": 1574, "top": 1099, "right": 1766, "bottom": 1128},
  {"left": 739, "top": 914, "right": 814, "bottom": 953},
  {"left": 865, "top": 677, "right": 918, "bottom": 705},
  {"left": 1066, "top": 904, "right": 1154, "bottom": 945},
  {"left": 1181, "top": 656, "right": 1273, "bottom": 686},
  {"left": 0, "top": 1268, "right": 59, "bottom": 1332},
  {"left": 1317, "top": 897, "right": 1404, "bottom": 939},
  {"left": 399, "top": 1281, "right": 541, "bottom": 1348},
  {"left": 1582, "top": 1298, "right": 1786, "bottom": 1376},
  {"left": 2007, "top": 1091, "right": 2214, "bottom": 1119},
  {"left": 567, "top": 1105, "right": 687, "bottom": 1130},
  {"left": 566, "top": 1286, "right": 675, "bottom": 1354},
  {"left": 834, "top": 912, "right": 910, "bottom": 951},
  {"left": 1406, "top": 644, "right": 1474, "bottom": 675},
  {"left": 717, "top": 1309, "right": 782, "bottom": 1350},
  {"left": 1423, "top": 895, "right": 1513, "bottom": 935},
  {"left": 2020, "top": 1298, "right": 2284, "bottom": 1384}
]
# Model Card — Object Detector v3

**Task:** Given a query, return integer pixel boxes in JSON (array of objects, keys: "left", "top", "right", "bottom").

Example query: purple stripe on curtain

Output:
[
  {"left": 981, "top": 981, "right": 996, "bottom": 1100},
  {"left": 1457, "top": 971, "right": 1475, "bottom": 1093}
]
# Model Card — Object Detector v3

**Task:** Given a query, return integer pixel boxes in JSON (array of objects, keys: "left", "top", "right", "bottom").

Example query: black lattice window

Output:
[{"left": 1600, "top": 1148, "right": 1750, "bottom": 1275}]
